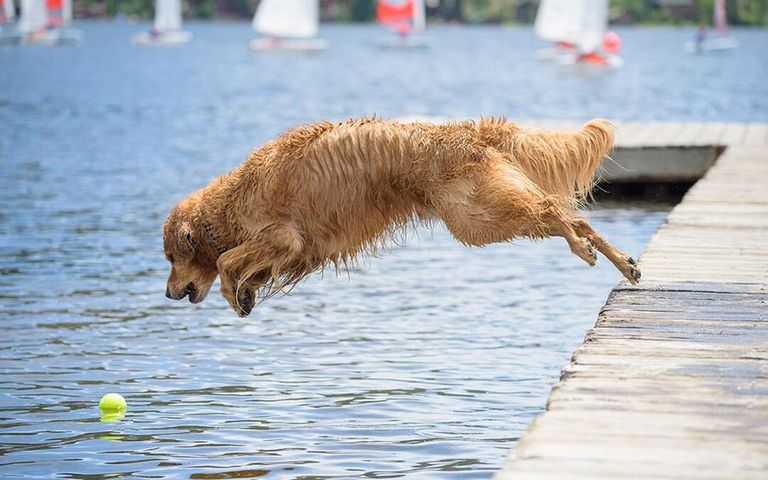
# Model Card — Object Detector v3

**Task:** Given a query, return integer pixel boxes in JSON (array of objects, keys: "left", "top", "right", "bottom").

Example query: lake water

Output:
[{"left": 1, "top": 22, "right": 764, "bottom": 479}]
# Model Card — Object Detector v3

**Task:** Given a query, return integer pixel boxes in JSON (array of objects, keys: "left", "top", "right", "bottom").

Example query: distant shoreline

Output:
[
  {"left": 70, "top": 0, "right": 766, "bottom": 28},
  {"left": 74, "top": 17, "right": 768, "bottom": 29}
]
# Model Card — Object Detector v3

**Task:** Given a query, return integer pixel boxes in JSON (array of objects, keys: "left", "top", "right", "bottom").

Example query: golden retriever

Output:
[{"left": 163, "top": 118, "right": 640, "bottom": 316}]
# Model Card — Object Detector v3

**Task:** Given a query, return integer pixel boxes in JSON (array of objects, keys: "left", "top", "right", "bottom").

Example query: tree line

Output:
[{"left": 74, "top": 0, "right": 768, "bottom": 26}]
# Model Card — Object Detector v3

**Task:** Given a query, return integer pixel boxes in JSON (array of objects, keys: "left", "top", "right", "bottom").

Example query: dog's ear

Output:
[{"left": 180, "top": 222, "right": 198, "bottom": 250}]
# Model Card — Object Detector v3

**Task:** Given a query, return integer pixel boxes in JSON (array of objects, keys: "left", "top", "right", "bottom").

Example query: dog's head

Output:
[{"left": 162, "top": 199, "right": 218, "bottom": 304}]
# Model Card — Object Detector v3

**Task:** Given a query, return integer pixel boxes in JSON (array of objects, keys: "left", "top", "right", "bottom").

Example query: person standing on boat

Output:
[{"left": 695, "top": 23, "right": 708, "bottom": 52}]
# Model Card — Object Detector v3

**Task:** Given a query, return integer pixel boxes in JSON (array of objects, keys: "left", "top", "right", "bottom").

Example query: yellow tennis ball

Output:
[{"left": 99, "top": 393, "right": 127, "bottom": 414}]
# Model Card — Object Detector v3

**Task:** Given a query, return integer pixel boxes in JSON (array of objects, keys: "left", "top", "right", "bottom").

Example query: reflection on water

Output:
[{"left": 0, "top": 20, "right": 735, "bottom": 479}]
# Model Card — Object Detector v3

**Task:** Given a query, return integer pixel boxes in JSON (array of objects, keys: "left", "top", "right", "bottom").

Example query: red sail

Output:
[
  {"left": 377, "top": 0, "right": 414, "bottom": 34},
  {"left": 714, "top": 0, "right": 728, "bottom": 34},
  {"left": 0, "top": 0, "right": 8, "bottom": 24},
  {"left": 47, "top": 0, "right": 64, "bottom": 26}
]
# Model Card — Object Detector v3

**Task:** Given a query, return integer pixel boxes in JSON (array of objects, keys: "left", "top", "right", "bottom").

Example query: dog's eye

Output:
[
  {"left": 185, "top": 232, "right": 197, "bottom": 248},
  {"left": 166, "top": 254, "right": 174, "bottom": 263}
]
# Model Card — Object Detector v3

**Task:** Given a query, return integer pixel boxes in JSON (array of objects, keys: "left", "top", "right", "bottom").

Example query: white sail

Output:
[
  {"left": 1, "top": 0, "right": 16, "bottom": 22},
  {"left": 18, "top": 0, "right": 47, "bottom": 33},
  {"left": 154, "top": 0, "right": 182, "bottom": 32},
  {"left": 62, "top": 0, "right": 71, "bottom": 25},
  {"left": 535, "top": 0, "right": 608, "bottom": 52},
  {"left": 253, "top": 0, "right": 319, "bottom": 39},
  {"left": 413, "top": 0, "right": 425, "bottom": 32}
]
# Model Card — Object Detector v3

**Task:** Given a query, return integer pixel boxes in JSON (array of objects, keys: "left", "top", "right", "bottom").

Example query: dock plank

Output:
[
  {"left": 673, "top": 122, "right": 707, "bottom": 145},
  {"left": 615, "top": 121, "right": 649, "bottom": 147},
  {"left": 743, "top": 123, "right": 768, "bottom": 146},
  {"left": 718, "top": 122, "right": 748, "bottom": 145},
  {"left": 696, "top": 121, "right": 727, "bottom": 145}
]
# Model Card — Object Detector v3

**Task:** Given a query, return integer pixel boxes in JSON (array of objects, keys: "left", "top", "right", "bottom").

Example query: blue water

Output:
[{"left": 1, "top": 21, "right": 761, "bottom": 479}]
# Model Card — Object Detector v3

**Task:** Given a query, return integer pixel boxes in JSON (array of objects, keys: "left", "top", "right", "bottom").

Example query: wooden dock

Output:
[{"left": 493, "top": 121, "right": 768, "bottom": 479}]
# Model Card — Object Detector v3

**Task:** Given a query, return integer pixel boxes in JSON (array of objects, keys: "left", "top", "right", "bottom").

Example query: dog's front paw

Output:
[
  {"left": 219, "top": 274, "right": 251, "bottom": 316},
  {"left": 235, "top": 285, "right": 256, "bottom": 317},
  {"left": 219, "top": 269, "right": 258, "bottom": 316}
]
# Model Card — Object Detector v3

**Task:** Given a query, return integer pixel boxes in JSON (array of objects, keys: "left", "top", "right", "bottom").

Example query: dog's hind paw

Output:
[
  {"left": 569, "top": 238, "right": 598, "bottom": 266},
  {"left": 588, "top": 242, "right": 598, "bottom": 263},
  {"left": 622, "top": 257, "right": 641, "bottom": 284}
]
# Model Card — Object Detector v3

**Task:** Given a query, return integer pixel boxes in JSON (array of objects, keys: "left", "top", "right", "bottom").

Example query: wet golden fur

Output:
[{"left": 164, "top": 118, "right": 640, "bottom": 316}]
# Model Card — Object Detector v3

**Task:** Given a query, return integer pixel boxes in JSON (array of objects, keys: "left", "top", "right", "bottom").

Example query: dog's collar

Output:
[{"left": 203, "top": 222, "right": 228, "bottom": 256}]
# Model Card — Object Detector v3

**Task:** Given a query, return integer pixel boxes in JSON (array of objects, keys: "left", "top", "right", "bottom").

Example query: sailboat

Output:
[
  {"left": 534, "top": 0, "right": 621, "bottom": 67},
  {"left": 17, "top": 0, "right": 81, "bottom": 45},
  {"left": 43, "top": 0, "right": 83, "bottom": 44},
  {"left": 16, "top": 0, "right": 45, "bottom": 41},
  {"left": 0, "top": 0, "right": 21, "bottom": 45},
  {"left": 0, "top": 0, "right": 14, "bottom": 23},
  {"left": 376, "top": 0, "right": 428, "bottom": 48},
  {"left": 133, "top": 0, "right": 192, "bottom": 46},
  {"left": 685, "top": 0, "right": 738, "bottom": 53},
  {"left": 249, "top": 0, "right": 326, "bottom": 52}
]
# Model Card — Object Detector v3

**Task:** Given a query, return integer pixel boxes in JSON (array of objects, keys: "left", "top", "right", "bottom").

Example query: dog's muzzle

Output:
[{"left": 166, "top": 282, "right": 200, "bottom": 303}]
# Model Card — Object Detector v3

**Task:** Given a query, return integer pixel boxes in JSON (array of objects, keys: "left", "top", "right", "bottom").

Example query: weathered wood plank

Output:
[
  {"left": 696, "top": 121, "right": 727, "bottom": 145},
  {"left": 615, "top": 121, "right": 649, "bottom": 147},
  {"left": 503, "top": 434, "right": 768, "bottom": 480},
  {"left": 618, "top": 122, "right": 662, "bottom": 146},
  {"left": 743, "top": 123, "right": 768, "bottom": 146},
  {"left": 673, "top": 122, "right": 706, "bottom": 145},
  {"left": 719, "top": 122, "right": 748, "bottom": 145}
]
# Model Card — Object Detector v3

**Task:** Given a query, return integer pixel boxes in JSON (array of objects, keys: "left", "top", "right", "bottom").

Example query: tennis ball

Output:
[{"left": 99, "top": 393, "right": 127, "bottom": 414}]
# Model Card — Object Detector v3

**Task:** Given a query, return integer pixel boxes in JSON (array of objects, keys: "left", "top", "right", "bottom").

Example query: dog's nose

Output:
[
  {"left": 166, "top": 283, "right": 195, "bottom": 301},
  {"left": 166, "top": 286, "right": 187, "bottom": 300}
]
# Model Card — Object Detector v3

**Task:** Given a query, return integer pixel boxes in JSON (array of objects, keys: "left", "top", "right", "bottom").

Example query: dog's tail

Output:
[
  {"left": 509, "top": 118, "right": 615, "bottom": 204},
  {"left": 571, "top": 118, "right": 615, "bottom": 197}
]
